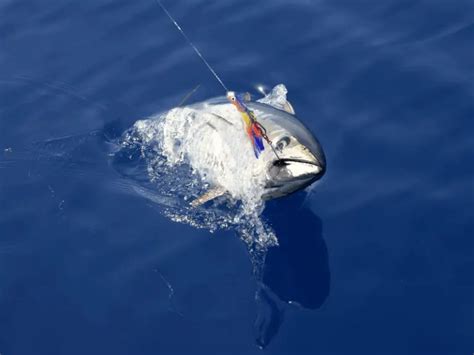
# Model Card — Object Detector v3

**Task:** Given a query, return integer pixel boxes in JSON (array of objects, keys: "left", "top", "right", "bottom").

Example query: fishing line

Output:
[
  {"left": 155, "top": 0, "right": 281, "bottom": 160},
  {"left": 155, "top": 0, "right": 229, "bottom": 92}
]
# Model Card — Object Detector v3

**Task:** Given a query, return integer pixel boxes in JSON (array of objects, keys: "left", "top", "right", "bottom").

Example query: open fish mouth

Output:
[
  {"left": 273, "top": 158, "right": 325, "bottom": 177},
  {"left": 273, "top": 158, "right": 321, "bottom": 168},
  {"left": 266, "top": 157, "right": 325, "bottom": 192}
]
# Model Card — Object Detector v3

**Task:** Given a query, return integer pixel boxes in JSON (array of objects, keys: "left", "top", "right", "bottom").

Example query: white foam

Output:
[{"left": 119, "top": 85, "right": 290, "bottom": 250}]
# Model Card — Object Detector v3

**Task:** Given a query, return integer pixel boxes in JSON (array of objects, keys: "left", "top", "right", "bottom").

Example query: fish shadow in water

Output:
[{"left": 255, "top": 192, "right": 330, "bottom": 348}]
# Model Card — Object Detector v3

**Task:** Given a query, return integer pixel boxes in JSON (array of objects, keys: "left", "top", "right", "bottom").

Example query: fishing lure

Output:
[
  {"left": 156, "top": 0, "right": 279, "bottom": 160},
  {"left": 227, "top": 91, "right": 266, "bottom": 158}
]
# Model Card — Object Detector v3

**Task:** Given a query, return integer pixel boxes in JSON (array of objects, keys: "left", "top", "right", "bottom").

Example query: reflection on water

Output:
[{"left": 255, "top": 192, "right": 330, "bottom": 347}]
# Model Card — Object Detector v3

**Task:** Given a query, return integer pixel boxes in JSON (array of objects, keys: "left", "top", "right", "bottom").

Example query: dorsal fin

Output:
[
  {"left": 282, "top": 100, "right": 295, "bottom": 115},
  {"left": 256, "top": 84, "right": 296, "bottom": 115}
]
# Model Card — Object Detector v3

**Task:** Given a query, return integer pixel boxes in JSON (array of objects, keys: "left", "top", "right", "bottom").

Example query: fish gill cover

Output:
[{"left": 112, "top": 85, "right": 292, "bottom": 256}]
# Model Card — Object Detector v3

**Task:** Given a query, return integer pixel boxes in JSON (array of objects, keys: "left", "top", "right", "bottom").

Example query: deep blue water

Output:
[{"left": 1, "top": 0, "right": 473, "bottom": 354}]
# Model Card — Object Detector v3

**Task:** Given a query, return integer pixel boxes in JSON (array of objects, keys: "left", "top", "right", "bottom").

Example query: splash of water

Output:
[{"left": 114, "top": 85, "right": 291, "bottom": 252}]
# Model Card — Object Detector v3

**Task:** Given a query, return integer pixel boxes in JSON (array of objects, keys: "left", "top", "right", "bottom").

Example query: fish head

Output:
[{"left": 247, "top": 102, "right": 326, "bottom": 199}]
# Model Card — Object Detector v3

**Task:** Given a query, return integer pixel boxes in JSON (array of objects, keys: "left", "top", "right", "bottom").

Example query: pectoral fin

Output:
[{"left": 190, "top": 186, "right": 227, "bottom": 207}]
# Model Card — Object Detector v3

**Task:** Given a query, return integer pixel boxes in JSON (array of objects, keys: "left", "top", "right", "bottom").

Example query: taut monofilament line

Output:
[
  {"left": 155, "top": 0, "right": 280, "bottom": 160},
  {"left": 155, "top": 0, "right": 229, "bottom": 92}
]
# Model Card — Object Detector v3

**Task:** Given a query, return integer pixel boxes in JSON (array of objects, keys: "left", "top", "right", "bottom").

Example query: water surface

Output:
[{"left": 1, "top": 0, "right": 473, "bottom": 354}]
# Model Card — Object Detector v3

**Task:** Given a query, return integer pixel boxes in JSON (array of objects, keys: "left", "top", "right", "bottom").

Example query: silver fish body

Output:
[{"left": 189, "top": 94, "right": 326, "bottom": 200}]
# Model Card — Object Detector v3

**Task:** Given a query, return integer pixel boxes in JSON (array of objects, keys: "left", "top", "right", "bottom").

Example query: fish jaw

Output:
[{"left": 263, "top": 144, "right": 325, "bottom": 199}]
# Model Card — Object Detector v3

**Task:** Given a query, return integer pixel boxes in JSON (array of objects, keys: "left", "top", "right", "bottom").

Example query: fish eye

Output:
[
  {"left": 231, "top": 97, "right": 235, "bottom": 101},
  {"left": 276, "top": 136, "right": 290, "bottom": 151}
]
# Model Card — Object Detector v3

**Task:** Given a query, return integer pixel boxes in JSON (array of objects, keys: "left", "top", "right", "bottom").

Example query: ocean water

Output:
[{"left": 1, "top": 0, "right": 473, "bottom": 354}]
